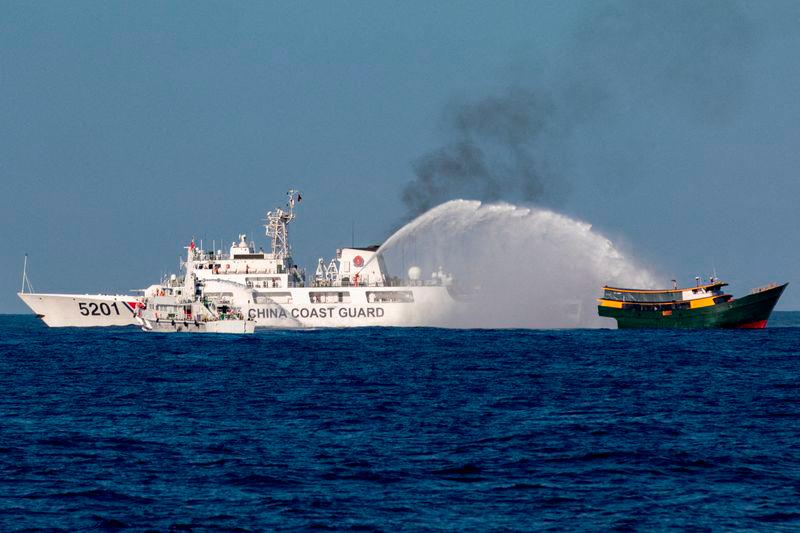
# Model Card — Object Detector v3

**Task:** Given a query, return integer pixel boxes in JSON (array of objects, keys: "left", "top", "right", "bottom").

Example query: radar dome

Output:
[{"left": 408, "top": 266, "right": 422, "bottom": 281}]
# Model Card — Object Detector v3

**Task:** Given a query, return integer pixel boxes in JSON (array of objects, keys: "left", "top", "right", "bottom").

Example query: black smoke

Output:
[
  {"left": 403, "top": 87, "right": 577, "bottom": 216},
  {"left": 402, "top": 0, "right": 759, "bottom": 217}
]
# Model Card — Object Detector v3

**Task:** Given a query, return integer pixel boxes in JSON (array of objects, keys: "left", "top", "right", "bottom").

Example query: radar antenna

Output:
[{"left": 264, "top": 189, "right": 300, "bottom": 259}]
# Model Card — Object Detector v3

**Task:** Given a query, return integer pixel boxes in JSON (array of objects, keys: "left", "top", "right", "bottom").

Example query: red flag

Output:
[{"left": 190, "top": 239, "right": 195, "bottom": 250}]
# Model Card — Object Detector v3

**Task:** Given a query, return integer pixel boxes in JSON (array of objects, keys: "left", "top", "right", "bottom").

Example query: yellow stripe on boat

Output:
[
  {"left": 690, "top": 297, "right": 716, "bottom": 309},
  {"left": 597, "top": 299, "right": 624, "bottom": 309}
]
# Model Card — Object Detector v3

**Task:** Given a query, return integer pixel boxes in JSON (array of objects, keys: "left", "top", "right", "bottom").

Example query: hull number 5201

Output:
[{"left": 79, "top": 302, "right": 120, "bottom": 316}]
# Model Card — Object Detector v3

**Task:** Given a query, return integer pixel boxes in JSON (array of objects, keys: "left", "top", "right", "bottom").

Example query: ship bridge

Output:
[{"left": 180, "top": 189, "right": 397, "bottom": 291}]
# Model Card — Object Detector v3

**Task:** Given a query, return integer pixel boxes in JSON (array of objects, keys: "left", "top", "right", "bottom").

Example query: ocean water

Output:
[{"left": 2, "top": 313, "right": 800, "bottom": 531}]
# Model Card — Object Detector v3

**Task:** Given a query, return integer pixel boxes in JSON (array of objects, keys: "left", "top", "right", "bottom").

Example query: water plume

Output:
[{"left": 378, "top": 200, "right": 658, "bottom": 328}]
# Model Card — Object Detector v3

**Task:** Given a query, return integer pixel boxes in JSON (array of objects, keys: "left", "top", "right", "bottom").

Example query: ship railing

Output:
[
  {"left": 191, "top": 252, "right": 232, "bottom": 261},
  {"left": 751, "top": 283, "right": 780, "bottom": 294},
  {"left": 305, "top": 278, "right": 449, "bottom": 288},
  {"left": 309, "top": 280, "right": 401, "bottom": 288}
]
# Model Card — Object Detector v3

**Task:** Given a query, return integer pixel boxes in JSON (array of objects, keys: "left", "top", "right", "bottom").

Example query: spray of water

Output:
[{"left": 376, "top": 200, "right": 658, "bottom": 328}]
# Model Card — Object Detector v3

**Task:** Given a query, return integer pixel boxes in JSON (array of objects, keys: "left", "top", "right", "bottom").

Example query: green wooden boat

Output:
[{"left": 597, "top": 280, "right": 788, "bottom": 329}]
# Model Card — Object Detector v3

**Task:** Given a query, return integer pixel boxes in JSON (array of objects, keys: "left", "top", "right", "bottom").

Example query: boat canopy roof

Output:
[
  {"left": 603, "top": 281, "right": 728, "bottom": 294},
  {"left": 602, "top": 281, "right": 728, "bottom": 304}
]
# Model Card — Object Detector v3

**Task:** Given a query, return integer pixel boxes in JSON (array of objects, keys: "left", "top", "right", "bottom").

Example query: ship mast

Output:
[
  {"left": 20, "top": 254, "right": 35, "bottom": 294},
  {"left": 264, "top": 189, "right": 300, "bottom": 259}
]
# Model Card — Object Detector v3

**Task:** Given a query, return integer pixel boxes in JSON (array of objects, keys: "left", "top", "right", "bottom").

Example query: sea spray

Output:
[{"left": 377, "top": 200, "right": 658, "bottom": 328}]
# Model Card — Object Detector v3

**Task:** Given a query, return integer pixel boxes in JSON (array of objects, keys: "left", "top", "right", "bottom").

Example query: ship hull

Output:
[
  {"left": 243, "top": 286, "right": 454, "bottom": 328},
  {"left": 138, "top": 317, "right": 255, "bottom": 334},
  {"left": 17, "top": 293, "right": 140, "bottom": 327},
  {"left": 18, "top": 286, "right": 455, "bottom": 329},
  {"left": 598, "top": 283, "right": 787, "bottom": 329}
]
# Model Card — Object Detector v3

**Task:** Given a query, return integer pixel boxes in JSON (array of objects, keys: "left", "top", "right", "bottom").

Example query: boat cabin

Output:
[{"left": 598, "top": 281, "right": 733, "bottom": 312}]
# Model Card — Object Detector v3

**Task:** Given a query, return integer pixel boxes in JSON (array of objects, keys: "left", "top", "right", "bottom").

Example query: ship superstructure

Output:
[{"left": 176, "top": 190, "right": 455, "bottom": 327}]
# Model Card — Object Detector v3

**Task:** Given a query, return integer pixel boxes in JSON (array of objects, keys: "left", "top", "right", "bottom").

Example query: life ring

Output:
[
  {"left": 353, "top": 255, "right": 364, "bottom": 267},
  {"left": 225, "top": 264, "right": 230, "bottom": 270}
]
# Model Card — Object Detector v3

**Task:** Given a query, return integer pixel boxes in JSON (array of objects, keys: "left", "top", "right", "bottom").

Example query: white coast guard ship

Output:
[{"left": 18, "top": 190, "right": 457, "bottom": 329}]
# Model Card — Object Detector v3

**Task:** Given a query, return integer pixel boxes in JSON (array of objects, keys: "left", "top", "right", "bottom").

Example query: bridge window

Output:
[
  {"left": 246, "top": 277, "right": 282, "bottom": 288},
  {"left": 366, "top": 290, "right": 414, "bottom": 303},
  {"left": 309, "top": 291, "right": 350, "bottom": 304},
  {"left": 254, "top": 292, "right": 292, "bottom": 304}
]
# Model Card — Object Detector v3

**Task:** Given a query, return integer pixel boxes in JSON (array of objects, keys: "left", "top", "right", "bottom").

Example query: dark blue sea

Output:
[{"left": 2, "top": 313, "right": 800, "bottom": 531}]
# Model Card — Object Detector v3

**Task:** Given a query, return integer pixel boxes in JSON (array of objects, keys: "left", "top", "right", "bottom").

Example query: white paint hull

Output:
[
  {"left": 18, "top": 286, "right": 456, "bottom": 329},
  {"left": 243, "top": 286, "right": 454, "bottom": 328},
  {"left": 246, "top": 303, "right": 440, "bottom": 328},
  {"left": 139, "top": 317, "right": 255, "bottom": 334},
  {"left": 17, "top": 293, "right": 140, "bottom": 328}
]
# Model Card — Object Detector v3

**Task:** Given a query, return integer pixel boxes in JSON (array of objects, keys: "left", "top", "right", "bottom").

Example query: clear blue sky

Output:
[{"left": 2, "top": 1, "right": 799, "bottom": 312}]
